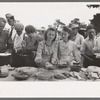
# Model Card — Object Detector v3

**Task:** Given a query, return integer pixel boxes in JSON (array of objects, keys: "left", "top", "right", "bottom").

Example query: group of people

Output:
[{"left": 0, "top": 13, "right": 100, "bottom": 69}]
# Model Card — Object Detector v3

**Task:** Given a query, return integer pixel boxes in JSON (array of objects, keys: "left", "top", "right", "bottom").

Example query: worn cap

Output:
[
  {"left": 5, "top": 13, "right": 14, "bottom": 19},
  {"left": 70, "top": 23, "right": 79, "bottom": 29}
]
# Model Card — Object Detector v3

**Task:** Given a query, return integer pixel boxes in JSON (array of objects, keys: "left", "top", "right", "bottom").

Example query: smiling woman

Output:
[{"left": 0, "top": 3, "right": 99, "bottom": 29}]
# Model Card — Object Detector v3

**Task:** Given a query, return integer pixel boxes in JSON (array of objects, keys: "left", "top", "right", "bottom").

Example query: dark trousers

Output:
[
  {"left": 11, "top": 51, "right": 37, "bottom": 67},
  {"left": 0, "top": 56, "right": 11, "bottom": 66},
  {"left": 83, "top": 55, "right": 100, "bottom": 68}
]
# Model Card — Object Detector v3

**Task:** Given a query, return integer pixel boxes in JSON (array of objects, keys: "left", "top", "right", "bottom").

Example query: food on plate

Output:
[
  {"left": 54, "top": 73, "right": 66, "bottom": 80},
  {"left": 36, "top": 71, "right": 53, "bottom": 80},
  {"left": 62, "top": 72, "right": 70, "bottom": 78},
  {"left": 45, "top": 62, "right": 55, "bottom": 70},
  {"left": 12, "top": 73, "right": 29, "bottom": 80}
]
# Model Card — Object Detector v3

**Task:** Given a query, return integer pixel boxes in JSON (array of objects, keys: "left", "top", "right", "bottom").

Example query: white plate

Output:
[
  {"left": 0, "top": 53, "right": 11, "bottom": 56},
  {"left": 94, "top": 53, "right": 100, "bottom": 56}
]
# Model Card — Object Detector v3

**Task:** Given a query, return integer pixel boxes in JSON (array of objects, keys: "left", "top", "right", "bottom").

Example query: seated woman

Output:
[
  {"left": 58, "top": 26, "right": 80, "bottom": 67},
  {"left": 35, "top": 27, "right": 58, "bottom": 69},
  {"left": 22, "top": 25, "right": 43, "bottom": 66},
  {"left": 81, "top": 25, "right": 98, "bottom": 68}
]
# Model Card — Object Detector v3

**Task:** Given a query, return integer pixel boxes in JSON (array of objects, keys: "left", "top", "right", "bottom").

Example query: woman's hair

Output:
[
  {"left": 44, "top": 27, "right": 57, "bottom": 42},
  {"left": 25, "top": 25, "right": 36, "bottom": 34},
  {"left": 62, "top": 26, "right": 71, "bottom": 40}
]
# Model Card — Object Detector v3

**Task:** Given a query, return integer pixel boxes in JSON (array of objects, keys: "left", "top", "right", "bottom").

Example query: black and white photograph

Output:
[{"left": 0, "top": 2, "right": 100, "bottom": 82}]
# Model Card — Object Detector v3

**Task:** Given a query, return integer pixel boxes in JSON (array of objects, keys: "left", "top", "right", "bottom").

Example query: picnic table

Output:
[{"left": 0, "top": 65, "right": 100, "bottom": 81}]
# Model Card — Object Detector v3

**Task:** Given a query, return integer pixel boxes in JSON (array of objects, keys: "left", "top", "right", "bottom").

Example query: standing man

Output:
[
  {"left": 70, "top": 23, "right": 84, "bottom": 63},
  {"left": 0, "top": 17, "right": 13, "bottom": 65},
  {"left": 5, "top": 13, "right": 16, "bottom": 42}
]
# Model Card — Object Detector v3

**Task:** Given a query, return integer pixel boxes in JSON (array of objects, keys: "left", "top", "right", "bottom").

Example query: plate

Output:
[
  {"left": 36, "top": 72, "right": 53, "bottom": 80},
  {"left": 0, "top": 53, "right": 11, "bottom": 56},
  {"left": 0, "top": 72, "right": 8, "bottom": 78},
  {"left": 70, "top": 65, "right": 81, "bottom": 72},
  {"left": 12, "top": 73, "right": 29, "bottom": 80}
]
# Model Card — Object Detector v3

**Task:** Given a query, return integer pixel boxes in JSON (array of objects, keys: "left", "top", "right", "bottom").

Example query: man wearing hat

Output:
[
  {"left": 5, "top": 13, "right": 16, "bottom": 42},
  {"left": 70, "top": 23, "right": 84, "bottom": 64},
  {"left": 70, "top": 23, "right": 84, "bottom": 49}
]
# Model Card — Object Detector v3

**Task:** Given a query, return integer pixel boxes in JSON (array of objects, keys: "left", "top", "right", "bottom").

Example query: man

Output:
[
  {"left": 13, "top": 23, "right": 25, "bottom": 52},
  {"left": 11, "top": 22, "right": 25, "bottom": 67},
  {"left": 81, "top": 25, "right": 97, "bottom": 68},
  {"left": 0, "top": 17, "right": 13, "bottom": 65},
  {"left": 70, "top": 23, "right": 84, "bottom": 63},
  {"left": 5, "top": 13, "right": 16, "bottom": 41},
  {"left": 0, "top": 17, "right": 13, "bottom": 53}
]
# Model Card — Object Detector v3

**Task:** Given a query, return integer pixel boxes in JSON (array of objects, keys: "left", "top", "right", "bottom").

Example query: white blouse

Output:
[
  {"left": 58, "top": 40, "right": 80, "bottom": 64},
  {"left": 35, "top": 41, "right": 58, "bottom": 64}
]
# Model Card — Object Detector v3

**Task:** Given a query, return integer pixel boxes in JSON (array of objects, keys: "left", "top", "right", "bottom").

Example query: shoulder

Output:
[
  {"left": 78, "top": 33, "right": 84, "bottom": 38},
  {"left": 38, "top": 40, "right": 45, "bottom": 46},
  {"left": 69, "top": 40, "right": 76, "bottom": 45},
  {"left": 36, "top": 34, "right": 43, "bottom": 41},
  {"left": 2, "top": 30, "right": 9, "bottom": 35},
  {"left": 82, "top": 38, "right": 88, "bottom": 45}
]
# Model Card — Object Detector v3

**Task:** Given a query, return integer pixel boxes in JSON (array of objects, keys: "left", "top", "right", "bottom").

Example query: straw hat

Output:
[
  {"left": 5, "top": 13, "right": 14, "bottom": 19},
  {"left": 70, "top": 23, "right": 79, "bottom": 29}
]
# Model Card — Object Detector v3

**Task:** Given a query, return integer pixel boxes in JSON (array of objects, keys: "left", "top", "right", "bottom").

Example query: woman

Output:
[
  {"left": 58, "top": 26, "right": 80, "bottom": 66},
  {"left": 35, "top": 27, "right": 58, "bottom": 68}
]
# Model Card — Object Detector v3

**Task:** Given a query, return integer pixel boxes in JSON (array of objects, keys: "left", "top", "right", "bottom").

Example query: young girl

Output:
[
  {"left": 58, "top": 26, "right": 80, "bottom": 66},
  {"left": 35, "top": 27, "right": 58, "bottom": 69}
]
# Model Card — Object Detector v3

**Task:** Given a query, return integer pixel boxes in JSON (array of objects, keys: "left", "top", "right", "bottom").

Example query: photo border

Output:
[{"left": 0, "top": 0, "right": 100, "bottom": 99}]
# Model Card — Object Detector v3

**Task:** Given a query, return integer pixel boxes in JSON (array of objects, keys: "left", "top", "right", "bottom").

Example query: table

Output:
[{"left": 0, "top": 67, "right": 100, "bottom": 81}]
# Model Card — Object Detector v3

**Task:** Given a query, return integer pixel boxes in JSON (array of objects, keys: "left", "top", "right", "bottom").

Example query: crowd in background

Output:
[{"left": 0, "top": 13, "right": 100, "bottom": 70}]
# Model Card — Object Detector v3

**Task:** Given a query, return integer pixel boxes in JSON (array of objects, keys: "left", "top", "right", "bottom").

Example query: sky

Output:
[{"left": 0, "top": 2, "right": 100, "bottom": 29}]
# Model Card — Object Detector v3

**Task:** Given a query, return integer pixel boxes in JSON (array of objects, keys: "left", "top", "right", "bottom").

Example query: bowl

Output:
[
  {"left": 57, "top": 64, "right": 68, "bottom": 68},
  {"left": 0, "top": 72, "right": 8, "bottom": 78},
  {"left": 12, "top": 73, "right": 29, "bottom": 80},
  {"left": 70, "top": 65, "right": 81, "bottom": 72}
]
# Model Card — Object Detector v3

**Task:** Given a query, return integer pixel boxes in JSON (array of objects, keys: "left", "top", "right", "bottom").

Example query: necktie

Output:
[{"left": 9, "top": 27, "right": 14, "bottom": 38}]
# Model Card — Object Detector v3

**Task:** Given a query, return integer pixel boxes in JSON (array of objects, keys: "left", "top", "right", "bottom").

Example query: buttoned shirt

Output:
[
  {"left": 13, "top": 32, "right": 25, "bottom": 51},
  {"left": 58, "top": 40, "right": 80, "bottom": 64},
  {"left": 35, "top": 41, "right": 58, "bottom": 64},
  {"left": 0, "top": 30, "right": 13, "bottom": 53}
]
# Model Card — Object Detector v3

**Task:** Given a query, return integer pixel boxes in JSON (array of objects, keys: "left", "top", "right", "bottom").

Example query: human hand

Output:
[
  {"left": 36, "top": 59, "right": 45, "bottom": 67},
  {"left": 77, "top": 45, "right": 81, "bottom": 50},
  {"left": 21, "top": 40, "right": 26, "bottom": 48}
]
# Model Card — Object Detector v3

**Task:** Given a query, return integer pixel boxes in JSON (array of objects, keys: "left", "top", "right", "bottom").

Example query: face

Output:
[
  {"left": 47, "top": 30, "right": 56, "bottom": 41},
  {"left": 62, "top": 30, "right": 69, "bottom": 41},
  {"left": 71, "top": 28, "right": 78, "bottom": 36},
  {"left": 88, "top": 29, "right": 96, "bottom": 39},
  {"left": 0, "top": 22, "right": 5, "bottom": 32},
  {"left": 7, "top": 19, "right": 14, "bottom": 26},
  {"left": 15, "top": 29, "right": 23, "bottom": 35}
]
